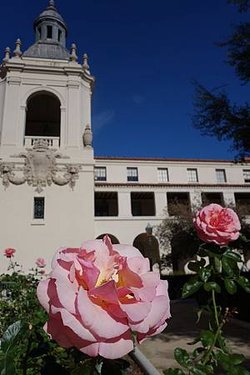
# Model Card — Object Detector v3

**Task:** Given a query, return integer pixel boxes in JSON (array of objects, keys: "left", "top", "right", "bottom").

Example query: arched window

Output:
[
  {"left": 133, "top": 233, "right": 160, "bottom": 270},
  {"left": 25, "top": 92, "right": 60, "bottom": 139}
]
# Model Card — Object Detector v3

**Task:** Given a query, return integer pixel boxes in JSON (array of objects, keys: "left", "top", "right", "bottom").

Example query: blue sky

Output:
[{"left": 0, "top": 0, "right": 248, "bottom": 159}]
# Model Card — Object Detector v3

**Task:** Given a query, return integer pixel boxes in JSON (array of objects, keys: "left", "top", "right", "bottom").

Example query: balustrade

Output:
[{"left": 24, "top": 136, "right": 60, "bottom": 148}]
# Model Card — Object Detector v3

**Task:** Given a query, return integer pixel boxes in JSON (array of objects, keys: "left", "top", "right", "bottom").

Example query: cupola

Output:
[{"left": 23, "top": 0, "right": 69, "bottom": 60}]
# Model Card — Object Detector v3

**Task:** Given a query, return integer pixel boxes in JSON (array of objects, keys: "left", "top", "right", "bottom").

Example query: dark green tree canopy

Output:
[
  {"left": 193, "top": 1, "right": 250, "bottom": 158},
  {"left": 228, "top": 0, "right": 250, "bottom": 12},
  {"left": 193, "top": 84, "right": 250, "bottom": 158}
]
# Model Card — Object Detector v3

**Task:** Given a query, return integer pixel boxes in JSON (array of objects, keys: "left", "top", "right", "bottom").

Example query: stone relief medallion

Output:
[{"left": 0, "top": 140, "right": 81, "bottom": 193}]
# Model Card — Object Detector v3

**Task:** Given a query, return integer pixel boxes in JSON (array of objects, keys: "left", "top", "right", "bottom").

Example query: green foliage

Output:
[
  {"left": 182, "top": 278, "right": 203, "bottom": 298},
  {"left": 0, "top": 264, "right": 92, "bottom": 374},
  {"left": 221, "top": 22, "right": 250, "bottom": 83},
  {"left": 157, "top": 204, "right": 250, "bottom": 273},
  {"left": 0, "top": 321, "right": 22, "bottom": 375},
  {"left": 156, "top": 204, "right": 201, "bottom": 272},
  {"left": 192, "top": 83, "right": 250, "bottom": 158},
  {"left": 0, "top": 261, "right": 134, "bottom": 375},
  {"left": 192, "top": 2, "right": 250, "bottom": 158},
  {"left": 228, "top": 0, "right": 250, "bottom": 12},
  {"left": 166, "top": 240, "right": 250, "bottom": 375}
]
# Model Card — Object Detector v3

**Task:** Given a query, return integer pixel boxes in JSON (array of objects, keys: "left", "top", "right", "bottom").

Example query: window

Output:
[
  {"left": 187, "top": 168, "right": 198, "bottom": 182},
  {"left": 34, "top": 197, "right": 45, "bottom": 219},
  {"left": 95, "top": 192, "right": 118, "bottom": 216},
  {"left": 158, "top": 168, "right": 169, "bottom": 182},
  {"left": 47, "top": 25, "right": 53, "bottom": 39},
  {"left": 167, "top": 192, "right": 191, "bottom": 216},
  {"left": 38, "top": 27, "right": 41, "bottom": 39},
  {"left": 235, "top": 193, "right": 250, "bottom": 215},
  {"left": 58, "top": 29, "right": 62, "bottom": 42},
  {"left": 131, "top": 192, "right": 155, "bottom": 216},
  {"left": 201, "top": 192, "right": 224, "bottom": 206},
  {"left": 243, "top": 170, "right": 250, "bottom": 183},
  {"left": 127, "top": 167, "right": 138, "bottom": 182},
  {"left": 216, "top": 169, "right": 227, "bottom": 183},
  {"left": 95, "top": 167, "right": 106, "bottom": 181}
]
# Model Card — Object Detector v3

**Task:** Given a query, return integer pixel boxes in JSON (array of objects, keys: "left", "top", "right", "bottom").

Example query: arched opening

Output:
[
  {"left": 170, "top": 230, "right": 199, "bottom": 273},
  {"left": 25, "top": 91, "right": 60, "bottom": 147},
  {"left": 133, "top": 233, "right": 160, "bottom": 270},
  {"left": 96, "top": 233, "right": 120, "bottom": 244}
]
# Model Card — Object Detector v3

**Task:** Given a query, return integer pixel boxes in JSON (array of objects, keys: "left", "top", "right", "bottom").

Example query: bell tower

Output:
[
  {"left": 0, "top": 1, "right": 95, "bottom": 271},
  {"left": 0, "top": 0, "right": 94, "bottom": 158}
]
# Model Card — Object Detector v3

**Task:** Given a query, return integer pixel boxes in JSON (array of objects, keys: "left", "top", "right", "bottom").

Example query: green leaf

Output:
[
  {"left": 174, "top": 348, "right": 191, "bottom": 368},
  {"left": 182, "top": 279, "right": 203, "bottom": 298},
  {"left": 190, "top": 367, "right": 207, "bottom": 375},
  {"left": 237, "top": 276, "right": 250, "bottom": 293},
  {"left": 224, "top": 250, "right": 242, "bottom": 263},
  {"left": 239, "top": 234, "right": 250, "bottom": 243},
  {"left": 199, "top": 268, "right": 211, "bottom": 282},
  {"left": 200, "top": 330, "right": 215, "bottom": 347},
  {"left": 1, "top": 321, "right": 21, "bottom": 352},
  {"left": 229, "top": 353, "right": 245, "bottom": 365},
  {"left": 191, "top": 363, "right": 214, "bottom": 375},
  {"left": 224, "top": 279, "right": 237, "bottom": 294},
  {"left": 217, "top": 331, "right": 227, "bottom": 352},
  {"left": 204, "top": 281, "right": 221, "bottom": 293},
  {"left": 0, "top": 360, "right": 16, "bottom": 375},
  {"left": 214, "top": 256, "right": 221, "bottom": 273},
  {"left": 222, "top": 257, "right": 239, "bottom": 277},
  {"left": 163, "top": 369, "right": 185, "bottom": 375},
  {"left": 216, "top": 350, "right": 230, "bottom": 365}
]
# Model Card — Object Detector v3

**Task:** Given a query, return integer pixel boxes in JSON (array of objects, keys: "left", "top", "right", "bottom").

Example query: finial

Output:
[
  {"left": 48, "top": 0, "right": 56, "bottom": 8},
  {"left": 70, "top": 43, "right": 78, "bottom": 62},
  {"left": 83, "top": 124, "right": 93, "bottom": 148},
  {"left": 3, "top": 47, "right": 11, "bottom": 62},
  {"left": 82, "top": 53, "right": 90, "bottom": 72},
  {"left": 13, "top": 38, "right": 22, "bottom": 58}
]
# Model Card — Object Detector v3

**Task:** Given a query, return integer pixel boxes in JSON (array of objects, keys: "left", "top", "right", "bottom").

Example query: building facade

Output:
[
  {"left": 94, "top": 156, "right": 250, "bottom": 243},
  {"left": 0, "top": 1, "right": 250, "bottom": 272}
]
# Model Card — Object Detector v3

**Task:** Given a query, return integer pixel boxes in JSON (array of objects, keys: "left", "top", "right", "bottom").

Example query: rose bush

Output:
[
  {"left": 4, "top": 248, "right": 16, "bottom": 258},
  {"left": 35, "top": 257, "right": 46, "bottom": 268},
  {"left": 193, "top": 203, "right": 241, "bottom": 246},
  {"left": 37, "top": 236, "right": 170, "bottom": 359}
]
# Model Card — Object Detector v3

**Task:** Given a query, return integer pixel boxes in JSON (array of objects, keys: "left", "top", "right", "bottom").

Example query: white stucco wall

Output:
[
  {"left": 0, "top": 166, "right": 95, "bottom": 273},
  {"left": 0, "top": 79, "right": 6, "bottom": 137}
]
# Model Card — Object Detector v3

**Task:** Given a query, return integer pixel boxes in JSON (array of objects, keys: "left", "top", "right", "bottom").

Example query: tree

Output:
[
  {"left": 228, "top": 0, "right": 250, "bottom": 12},
  {"left": 192, "top": 1, "right": 250, "bottom": 159},
  {"left": 156, "top": 203, "right": 201, "bottom": 273}
]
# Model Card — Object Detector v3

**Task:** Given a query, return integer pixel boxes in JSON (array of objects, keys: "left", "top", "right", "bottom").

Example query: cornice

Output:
[
  {"left": 94, "top": 156, "right": 246, "bottom": 164},
  {"left": 95, "top": 182, "right": 250, "bottom": 189}
]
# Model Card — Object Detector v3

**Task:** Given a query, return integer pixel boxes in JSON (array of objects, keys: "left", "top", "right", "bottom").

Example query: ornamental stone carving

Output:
[
  {"left": 83, "top": 123, "right": 93, "bottom": 148},
  {"left": 0, "top": 140, "right": 81, "bottom": 192}
]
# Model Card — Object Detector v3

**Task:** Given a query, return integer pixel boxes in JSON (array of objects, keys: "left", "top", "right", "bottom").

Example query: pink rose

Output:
[
  {"left": 36, "top": 257, "right": 46, "bottom": 268},
  {"left": 194, "top": 204, "right": 241, "bottom": 246},
  {"left": 37, "top": 236, "right": 170, "bottom": 359},
  {"left": 4, "top": 248, "right": 16, "bottom": 258}
]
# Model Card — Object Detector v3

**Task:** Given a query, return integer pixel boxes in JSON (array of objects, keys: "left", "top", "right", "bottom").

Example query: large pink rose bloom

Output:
[
  {"left": 194, "top": 204, "right": 241, "bottom": 246},
  {"left": 37, "top": 236, "right": 170, "bottom": 359}
]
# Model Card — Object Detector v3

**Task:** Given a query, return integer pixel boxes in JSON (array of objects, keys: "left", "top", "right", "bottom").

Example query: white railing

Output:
[{"left": 24, "top": 136, "right": 60, "bottom": 148}]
